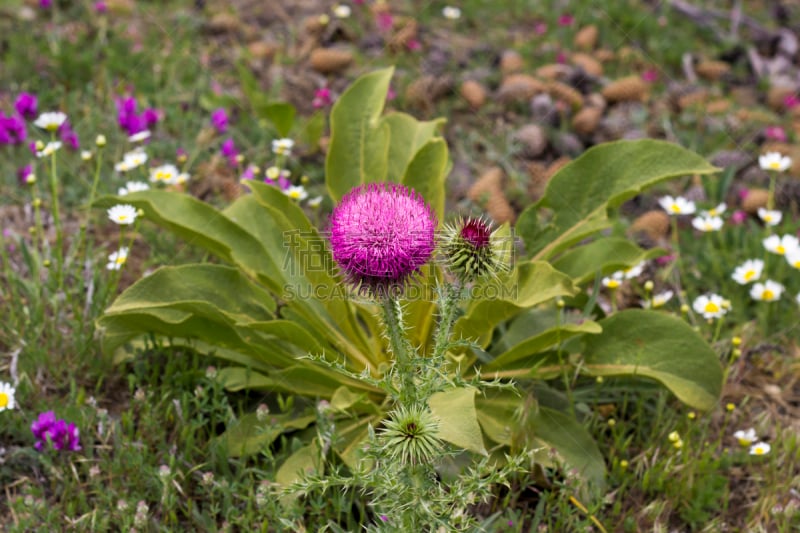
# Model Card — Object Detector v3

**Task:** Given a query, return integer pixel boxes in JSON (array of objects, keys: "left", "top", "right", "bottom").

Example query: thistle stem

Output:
[
  {"left": 431, "top": 282, "right": 463, "bottom": 367},
  {"left": 383, "top": 297, "right": 416, "bottom": 404}
]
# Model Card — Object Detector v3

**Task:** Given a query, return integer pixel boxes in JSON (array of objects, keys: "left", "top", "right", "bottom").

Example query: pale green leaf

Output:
[{"left": 429, "top": 387, "right": 487, "bottom": 455}]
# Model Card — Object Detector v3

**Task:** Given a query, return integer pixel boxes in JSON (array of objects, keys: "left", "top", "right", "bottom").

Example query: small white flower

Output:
[
  {"left": 750, "top": 280, "right": 784, "bottom": 302},
  {"left": 622, "top": 261, "right": 646, "bottom": 279},
  {"left": 283, "top": 185, "right": 308, "bottom": 201},
  {"left": 759, "top": 152, "right": 791, "bottom": 172},
  {"left": 691, "top": 215, "right": 723, "bottom": 232},
  {"left": 749, "top": 441, "right": 771, "bottom": 456},
  {"left": 0, "top": 381, "right": 16, "bottom": 411},
  {"left": 150, "top": 164, "right": 180, "bottom": 184},
  {"left": 107, "top": 247, "right": 129, "bottom": 271},
  {"left": 116, "top": 150, "right": 148, "bottom": 172},
  {"left": 701, "top": 203, "right": 727, "bottom": 217},
  {"left": 33, "top": 111, "right": 68, "bottom": 131},
  {"left": 602, "top": 271, "right": 624, "bottom": 289},
  {"left": 115, "top": 161, "right": 131, "bottom": 173},
  {"left": 332, "top": 4, "right": 351, "bottom": 18},
  {"left": 107, "top": 204, "right": 138, "bottom": 225},
  {"left": 118, "top": 181, "right": 150, "bottom": 196},
  {"left": 785, "top": 249, "right": 800, "bottom": 269},
  {"left": 81, "top": 150, "right": 93, "bottom": 161},
  {"left": 650, "top": 290, "right": 674, "bottom": 308},
  {"left": 693, "top": 293, "right": 728, "bottom": 319},
  {"left": 658, "top": 195, "right": 696, "bottom": 215},
  {"left": 442, "top": 6, "right": 461, "bottom": 19},
  {"left": 265, "top": 166, "right": 281, "bottom": 180},
  {"left": 271, "top": 138, "right": 294, "bottom": 157},
  {"left": 128, "top": 130, "right": 151, "bottom": 143},
  {"left": 36, "top": 141, "right": 62, "bottom": 158},
  {"left": 757, "top": 208, "right": 782, "bottom": 226},
  {"left": 763, "top": 234, "right": 799, "bottom": 256},
  {"left": 733, "top": 428, "right": 757, "bottom": 447},
  {"left": 731, "top": 259, "right": 764, "bottom": 285},
  {"left": 175, "top": 172, "right": 190, "bottom": 185},
  {"left": 307, "top": 195, "right": 323, "bottom": 208}
]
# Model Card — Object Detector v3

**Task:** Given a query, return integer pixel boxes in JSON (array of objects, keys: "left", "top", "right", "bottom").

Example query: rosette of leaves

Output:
[{"left": 96, "top": 67, "right": 722, "bottom": 493}]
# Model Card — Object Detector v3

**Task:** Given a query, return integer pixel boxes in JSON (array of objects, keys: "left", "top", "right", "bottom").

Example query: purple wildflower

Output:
[
  {"left": 764, "top": 126, "right": 787, "bottom": 142},
  {"left": 15, "top": 93, "right": 38, "bottom": 119},
  {"left": 558, "top": 14, "right": 574, "bottom": 26},
  {"left": 39, "top": 0, "right": 52, "bottom": 8},
  {"left": 59, "top": 121, "right": 80, "bottom": 150},
  {"left": 730, "top": 210, "right": 748, "bottom": 225},
  {"left": 642, "top": 68, "right": 659, "bottom": 83},
  {"left": 220, "top": 138, "right": 239, "bottom": 166},
  {"left": 116, "top": 97, "right": 158, "bottom": 136},
  {"left": 376, "top": 11, "right": 393, "bottom": 32},
  {"left": 31, "top": 411, "right": 81, "bottom": 452},
  {"left": 784, "top": 94, "right": 800, "bottom": 109},
  {"left": 533, "top": 21, "right": 547, "bottom": 35},
  {"left": 142, "top": 108, "right": 159, "bottom": 127},
  {"left": 240, "top": 165, "right": 256, "bottom": 180},
  {"left": 211, "top": 108, "right": 229, "bottom": 133},
  {"left": 0, "top": 113, "right": 27, "bottom": 145},
  {"left": 94, "top": 1, "right": 107, "bottom": 13},
  {"left": 18, "top": 165, "right": 33, "bottom": 185},
  {"left": 329, "top": 183, "right": 437, "bottom": 295},
  {"left": 312, "top": 87, "right": 333, "bottom": 109}
]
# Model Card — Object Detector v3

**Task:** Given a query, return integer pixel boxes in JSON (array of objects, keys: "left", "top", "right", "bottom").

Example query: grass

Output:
[{"left": 1, "top": 0, "right": 800, "bottom": 530}]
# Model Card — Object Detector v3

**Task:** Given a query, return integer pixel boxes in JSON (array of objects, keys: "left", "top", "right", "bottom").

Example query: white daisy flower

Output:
[
  {"left": 693, "top": 293, "right": 728, "bottom": 319},
  {"left": 115, "top": 160, "right": 131, "bottom": 173},
  {"left": 442, "top": 6, "right": 461, "bottom": 19},
  {"left": 307, "top": 195, "right": 323, "bottom": 208},
  {"left": 33, "top": 111, "right": 68, "bottom": 131},
  {"left": 750, "top": 280, "right": 784, "bottom": 302},
  {"left": 691, "top": 215, "right": 723, "bottom": 232},
  {"left": 763, "top": 234, "right": 799, "bottom": 256},
  {"left": 785, "top": 249, "right": 800, "bottom": 269},
  {"left": 36, "top": 141, "right": 62, "bottom": 158},
  {"left": 265, "top": 166, "right": 281, "bottom": 180},
  {"left": 701, "top": 203, "right": 727, "bottom": 217},
  {"left": 107, "top": 247, "right": 129, "bottom": 271},
  {"left": 117, "top": 150, "right": 148, "bottom": 171},
  {"left": 271, "top": 138, "right": 294, "bottom": 157},
  {"left": 658, "top": 195, "right": 696, "bottom": 215},
  {"left": 651, "top": 290, "right": 674, "bottom": 308},
  {"left": 0, "top": 381, "right": 16, "bottom": 411},
  {"left": 332, "top": 4, "right": 351, "bottom": 18},
  {"left": 128, "top": 130, "right": 151, "bottom": 143},
  {"left": 107, "top": 204, "right": 138, "bottom": 225},
  {"left": 733, "top": 428, "right": 757, "bottom": 447},
  {"left": 118, "top": 181, "right": 150, "bottom": 196},
  {"left": 283, "top": 185, "right": 308, "bottom": 201},
  {"left": 757, "top": 208, "right": 782, "bottom": 226},
  {"left": 601, "top": 271, "right": 625, "bottom": 289},
  {"left": 759, "top": 152, "right": 791, "bottom": 172},
  {"left": 81, "top": 150, "right": 93, "bottom": 161},
  {"left": 622, "top": 261, "right": 646, "bottom": 279},
  {"left": 149, "top": 164, "right": 180, "bottom": 184},
  {"left": 731, "top": 259, "right": 764, "bottom": 285},
  {"left": 174, "top": 172, "right": 190, "bottom": 185},
  {"left": 749, "top": 442, "right": 771, "bottom": 456}
]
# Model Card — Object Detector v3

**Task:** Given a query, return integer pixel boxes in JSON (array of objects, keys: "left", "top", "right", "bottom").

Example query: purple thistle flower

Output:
[
  {"left": 31, "top": 411, "right": 81, "bottom": 452},
  {"left": 211, "top": 108, "right": 229, "bottom": 134},
  {"left": 15, "top": 93, "right": 38, "bottom": 119},
  {"left": 142, "top": 108, "right": 159, "bottom": 127},
  {"left": 0, "top": 114, "right": 27, "bottom": 145},
  {"left": 329, "top": 183, "right": 437, "bottom": 296},
  {"left": 94, "top": 1, "right": 108, "bottom": 13}
]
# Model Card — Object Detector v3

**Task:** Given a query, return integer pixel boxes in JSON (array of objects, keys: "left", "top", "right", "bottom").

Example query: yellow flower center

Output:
[
  {"left": 0, "top": 392, "right": 7, "bottom": 408},
  {"left": 670, "top": 204, "right": 681, "bottom": 213},
  {"left": 762, "top": 289, "right": 774, "bottom": 300},
  {"left": 769, "top": 161, "right": 782, "bottom": 170},
  {"left": 606, "top": 279, "right": 620, "bottom": 289},
  {"left": 116, "top": 255, "right": 127, "bottom": 265},
  {"left": 46, "top": 123, "right": 59, "bottom": 132},
  {"left": 289, "top": 191, "right": 302, "bottom": 199},
  {"left": 737, "top": 437, "right": 750, "bottom": 447},
  {"left": 704, "top": 302, "right": 720, "bottom": 313},
  {"left": 764, "top": 214, "right": 773, "bottom": 222},
  {"left": 793, "top": 261, "right": 800, "bottom": 269},
  {"left": 777, "top": 245, "right": 785, "bottom": 254},
  {"left": 753, "top": 446, "right": 767, "bottom": 455},
  {"left": 704, "top": 222, "right": 713, "bottom": 231},
  {"left": 744, "top": 270, "right": 755, "bottom": 281},
  {"left": 118, "top": 215, "right": 127, "bottom": 222}
]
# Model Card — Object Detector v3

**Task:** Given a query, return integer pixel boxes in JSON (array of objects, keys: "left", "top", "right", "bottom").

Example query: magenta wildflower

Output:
[
  {"left": 533, "top": 21, "right": 547, "bottom": 35},
  {"left": 15, "top": 93, "right": 38, "bottom": 119},
  {"left": 556, "top": 50, "right": 567, "bottom": 64},
  {"left": 784, "top": 94, "right": 800, "bottom": 109},
  {"left": 0, "top": 113, "right": 27, "bottom": 145},
  {"left": 312, "top": 87, "right": 333, "bottom": 109},
  {"left": 18, "top": 165, "right": 33, "bottom": 185},
  {"left": 764, "top": 126, "right": 787, "bottom": 142},
  {"left": 379, "top": 515, "right": 388, "bottom": 523},
  {"left": 220, "top": 138, "right": 239, "bottom": 167},
  {"left": 94, "top": 1, "right": 108, "bottom": 13},
  {"left": 329, "top": 183, "right": 437, "bottom": 295},
  {"left": 558, "top": 13, "right": 574, "bottom": 26},
  {"left": 31, "top": 411, "right": 81, "bottom": 452},
  {"left": 406, "top": 39, "right": 422, "bottom": 52},
  {"left": 240, "top": 165, "right": 256, "bottom": 180},
  {"left": 211, "top": 108, "right": 229, "bottom": 133},
  {"left": 116, "top": 96, "right": 158, "bottom": 136},
  {"left": 39, "top": 0, "right": 52, "bottom": 8},
  {"left": 730, "top": 210, "right": 748, "bottom": 225},
  {"left": 376, "top": 11, "right": 393, "bottom": 32},
  {"left": 655, "top": 254, "right": 675, "bottom": 266},
  {"left": 59, "top": 121, "right": 80, "bottom": 150},
  {"left": 386, "top": 86, "right": 397, "bottom": 102},
  {"left": 642, "top": 68, "right": 659, "bottom": 83}
]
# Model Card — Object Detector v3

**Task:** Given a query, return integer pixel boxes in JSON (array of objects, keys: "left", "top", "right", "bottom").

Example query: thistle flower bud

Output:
[
  {"left": 380, "top": 404, "right": 442, "bottom": 466},
  {"left": 441, "top": 217, "right": 507, "bottom": 281}
]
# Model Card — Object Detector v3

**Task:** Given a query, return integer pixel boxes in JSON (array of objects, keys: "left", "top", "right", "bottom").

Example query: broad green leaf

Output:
[
  {"left": 552, "top": 237, "right": 666, "bottom": 284},
  {"left": 582, "top": 309, "right": 723, "bottom": 410},
  {"left": 517, "top": 140, "right": 719, "bottom": 260},
  {"left": 453, "top": 261, "right": 577, "bottom": 349},
  {"left": 276, "top": 441, "right": 323, "bottom": 486},
  {"left": 484, "top": 321, "right": 601, "bottom": 372},
  {"left": 330, "top": 386, "right": 381, "bottom": 415},
  {"left": 334, "top": 414, "right": 382, "bottom": 468},
  {"left": 247, "top": 320, "right": 326, "bottom": 355},
  {"left": 298, "top": 111, "right": 326, "bottom": 153},
  {"left": 218, "top": 412, "right": 316, "bottom": 457},
  {"left": 429, "top": 387, "right": 487, "bottom": 455},
  {"left": 94, "top": 191, "right": 276, "bottom": 287},
  {"left": 326, "top": 67, "right": 394, "bottom": 201},
  {"left": 260, "top": 102, "right": 296, "bottom": 137},
  {"left": 402, "top": 138, "right": 448, "bottom": 223},
  {"left": 383, "top": 112, "right": 445, "bottom": 184}
]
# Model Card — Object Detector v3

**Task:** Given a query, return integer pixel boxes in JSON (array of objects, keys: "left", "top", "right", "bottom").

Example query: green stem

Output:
[
  {"left": 431, "top": 282, "right": 463, "bottom": 366},
  {"left": 767, "top": 171, "right": 777, "bottom": 210},
  {"left": 49, "top": 139, "right": 64, "bottom": 292},
  {"left": 555, "top": 303, "right": 576, "bottom": 418},
  {"left": 383, "top": 297, "right": 416, "bottom": 404}
]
